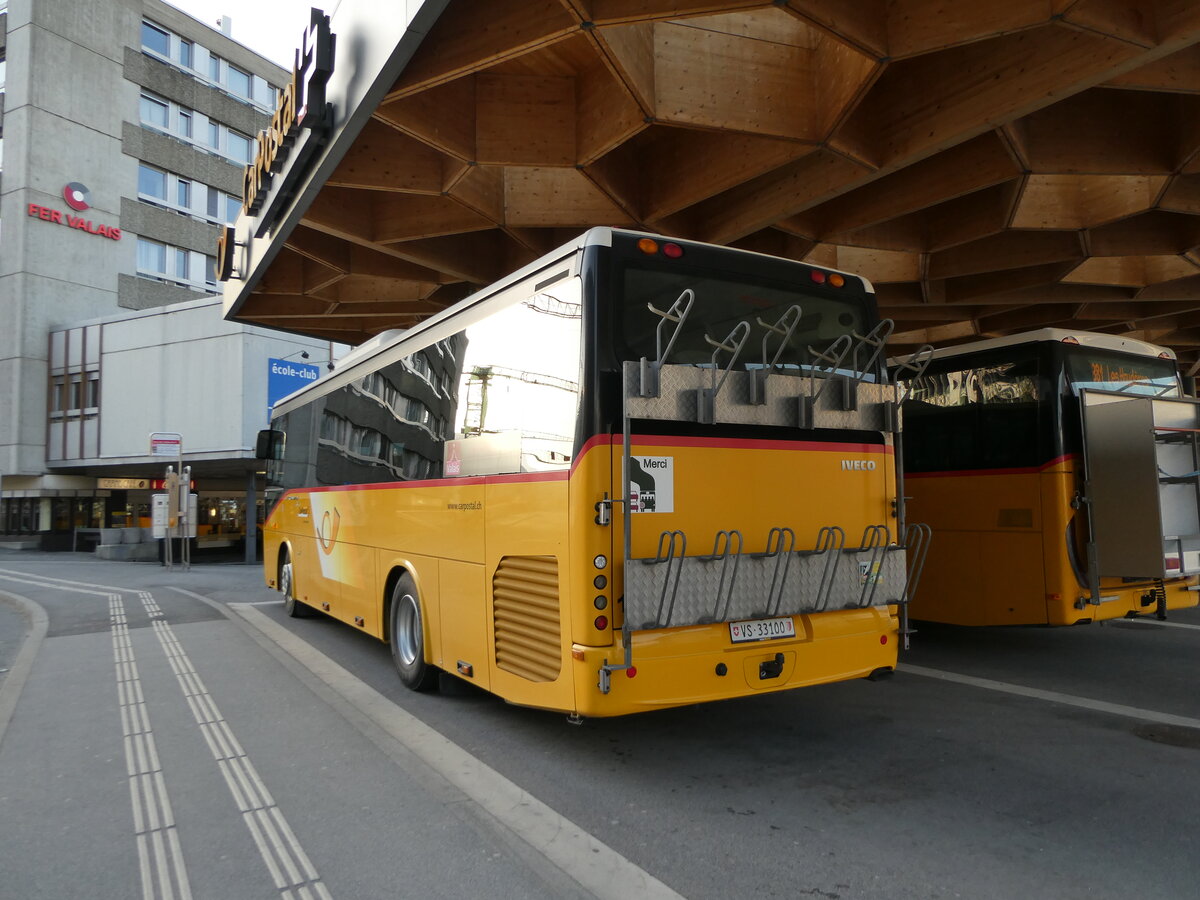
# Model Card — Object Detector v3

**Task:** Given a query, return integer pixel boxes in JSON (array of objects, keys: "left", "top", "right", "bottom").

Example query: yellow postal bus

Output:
[
  {"left": 898, "top": 329, "right": 1200, "bottom": 626},
  {"left": 259, "top": 228, "right": 927, "bottom": 717}
]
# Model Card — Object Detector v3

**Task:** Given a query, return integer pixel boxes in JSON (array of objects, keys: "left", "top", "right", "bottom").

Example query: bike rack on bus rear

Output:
[{"left": 597, "top": 298, "right": 932, "bottom": 693}]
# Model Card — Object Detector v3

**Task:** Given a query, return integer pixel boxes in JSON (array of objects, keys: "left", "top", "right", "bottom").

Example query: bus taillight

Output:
[{"left": 594, "top": 615, "right": 609, "bottom": 630}]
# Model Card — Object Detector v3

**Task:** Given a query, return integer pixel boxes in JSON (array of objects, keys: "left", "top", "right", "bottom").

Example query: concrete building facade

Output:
[{"left": 0, "top": 0, "right": 319, "bottom": 548}]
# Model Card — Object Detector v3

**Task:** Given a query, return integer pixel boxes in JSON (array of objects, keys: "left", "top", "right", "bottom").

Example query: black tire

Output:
[
  {"left": 279, "top": 549, "right": 311, "bottom": 618},
  {"left": 390, "top": 574, "right": 438, "bottom": 691}
]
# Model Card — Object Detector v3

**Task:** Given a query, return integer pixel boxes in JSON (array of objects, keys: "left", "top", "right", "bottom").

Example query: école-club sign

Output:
[{"left": 267, "top": 357, "right": 322, "bottom": 422}]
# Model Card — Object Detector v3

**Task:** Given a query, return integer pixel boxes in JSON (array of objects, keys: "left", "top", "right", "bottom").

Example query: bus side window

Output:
[
  {"left": 448, "top": 277, "right": 583, "bottom": 476},
  {"left": 313, "top": 337, "right": 466, "bottom": 485},
  {"left": 905, "top": 360, "right": 1043, "bottom": 472}
]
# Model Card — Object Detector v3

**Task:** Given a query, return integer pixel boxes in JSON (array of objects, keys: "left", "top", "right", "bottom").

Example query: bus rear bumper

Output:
[{"left": 570, "top": 606, "right": 899, "bottom": 718}]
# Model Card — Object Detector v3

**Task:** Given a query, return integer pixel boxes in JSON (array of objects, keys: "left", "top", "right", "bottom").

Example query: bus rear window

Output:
[
  {"left": 616, "top": 264, "right": 873, "bottom": 374},
  {"left": 1065, "top": 350, "right": 1179, "bottom": 397}
]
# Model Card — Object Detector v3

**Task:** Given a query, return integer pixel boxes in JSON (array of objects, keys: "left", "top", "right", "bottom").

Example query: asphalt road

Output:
[{"left": 1, "top": 551, "right": 1197, "bottom": 899}]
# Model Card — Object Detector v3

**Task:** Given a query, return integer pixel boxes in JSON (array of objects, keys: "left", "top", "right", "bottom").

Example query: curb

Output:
[{"left": 0, "top": 590, "right": 50, "bottom": 749}]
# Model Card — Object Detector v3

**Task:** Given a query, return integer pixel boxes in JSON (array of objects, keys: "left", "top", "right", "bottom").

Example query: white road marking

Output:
[
  {"left": 1119, "top": 618, "right": 1200, "bottom": 631},
  {"left": 902, "top": 664, "right": 1200, "bottom": 729},
  {"left": 221, "top": 599, "right": 685, "bottom": 900},
  {"left": 137, "top": 591, "right": 332, "bottom": 900},
  {"left": 104, "top": 588, "right": 193, "bottom": 900},
  {"left": 0, "top": 569, "right": 329, "bottom": 900}
]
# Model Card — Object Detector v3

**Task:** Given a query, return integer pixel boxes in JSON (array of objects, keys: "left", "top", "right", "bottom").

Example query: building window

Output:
[
  {"left": 86, "top": 375, "right": 100, "bottom": 410},
  {"left": 139, "top": 93, "right": 169, "bottom": 129},
  {"left": 225, "top": 195, "right": 241, "bottom": 223},
  {"left": 139, "top": 164, "right": 234, "bottom": 225},
  {"left": 254, "top": 77, "right": 276, "bottom": 107},
  {"left": 227, "top": 65, "right": 251, "bottom": 98},
  {"left": 137, "top": 237, "right": 218, "bottom": 293},
  {"left": 137, "top": 237, "right": 167, "bottom": 274},
  {"left": 138, "top": 164, "right": 167, "bottom": 201},
  {"left": 141, "top": 21, "right": 170, "bottom": 56},
  {"left": 226, "top": 131, "right": 251, "bottom": 164},
  {"left": 141, "top": 21, "right": 273, "bottom": 111},
  {"left": 139, "top": 92, "right": 247, "bottom": 166}
]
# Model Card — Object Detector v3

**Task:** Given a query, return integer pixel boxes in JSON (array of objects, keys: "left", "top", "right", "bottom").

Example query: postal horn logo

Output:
[{"left": 63, "top": 182, "right": 91, "bottom": 211}]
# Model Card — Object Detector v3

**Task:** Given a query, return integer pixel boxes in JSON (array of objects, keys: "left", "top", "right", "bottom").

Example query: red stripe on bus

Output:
[
  {"left": 905, "top": 454, "right": 1077, "bottom": 479},
  {"left": 287, "top": 470, "right": 568, "bottom": 497},
  {"left": 568, "top": 433, "right": 890, "bottom": 472},
  {"left": 626, "top": 434, "right": 893, "bottom": 454},
  {"left": 276, "top": 433, "right": 890, "bottom": 501}
]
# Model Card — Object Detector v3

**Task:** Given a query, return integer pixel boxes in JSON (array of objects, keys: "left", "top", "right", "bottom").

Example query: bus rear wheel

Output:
[
  {"left": 280, "top": 550, "right": 310, "bottom": 618},
  {"left": 390, "top": 575, "right": 438, "bottom": 692}
]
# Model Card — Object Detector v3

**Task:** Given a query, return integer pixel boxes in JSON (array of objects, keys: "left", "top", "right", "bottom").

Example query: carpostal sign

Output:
[
  {"left": 27, "top": 182, "right": 122, "bottom": 241},
  {"left": 242, "top": 14, "right": 333, "bottom": 222},
  {"left": 216, "top": 8, "right": 334, "bottom": 281}
]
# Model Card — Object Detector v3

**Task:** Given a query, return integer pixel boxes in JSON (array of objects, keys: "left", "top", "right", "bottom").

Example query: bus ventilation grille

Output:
[{"left": 493, "top": 555, "right": 562, "bottom": 683}]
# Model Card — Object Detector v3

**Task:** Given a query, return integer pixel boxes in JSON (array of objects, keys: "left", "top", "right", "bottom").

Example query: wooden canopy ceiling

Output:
[{"left": 236, "top": 0, "right": 1200, "bottom": 368}]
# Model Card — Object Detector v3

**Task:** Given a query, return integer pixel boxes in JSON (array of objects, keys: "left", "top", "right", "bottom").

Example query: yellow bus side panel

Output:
[
  {"left": 265, "top": 495, "right": 340, "bottom": 615},
  {"left": 483, "top": 478, "right": 576, "bottom": 714},
  {"left": 908, "top": 464, "right": 1199, "bottom": 625},
  {"left": 436, "top": 560, "right": 490, "bottom": 691},
  {"left": 907, "top": 471, "right": 1048, "bottom": 625}
]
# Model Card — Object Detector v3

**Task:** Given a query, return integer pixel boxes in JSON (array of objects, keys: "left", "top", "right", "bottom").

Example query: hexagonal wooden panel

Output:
[{"left": 228, "top": 0, "right": 1200, "bottom": 368}]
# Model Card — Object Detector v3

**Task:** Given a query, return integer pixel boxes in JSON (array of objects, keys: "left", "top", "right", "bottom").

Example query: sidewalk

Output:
[{"left": 0, "top": 562, "right": 575, "bottom": 900}]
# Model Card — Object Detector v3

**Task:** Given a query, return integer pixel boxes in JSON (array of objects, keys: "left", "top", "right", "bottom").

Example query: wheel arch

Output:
[{"left": 274, "top": 540, "right": 294, "bottom": 590}]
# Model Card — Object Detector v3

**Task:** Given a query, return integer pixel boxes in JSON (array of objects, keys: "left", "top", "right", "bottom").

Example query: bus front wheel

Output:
[
  {"left": 390, "top": 575, "right": 438, "bottom": 692},
  {"left": 280, "top": 549, "right": 310, "bottom": 618}
]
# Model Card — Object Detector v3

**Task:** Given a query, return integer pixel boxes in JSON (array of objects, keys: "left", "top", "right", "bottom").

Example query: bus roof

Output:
[
  {"left": 272, "top": 227, "right": 878, "bottom": 416},
  {"left": 910, "top": 328, "right": 1175, "bottom": 363}
]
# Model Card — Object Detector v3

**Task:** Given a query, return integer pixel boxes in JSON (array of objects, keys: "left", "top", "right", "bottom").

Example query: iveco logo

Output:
[{"left": 841, "top": 460, "right": 877, "bottom": 471}]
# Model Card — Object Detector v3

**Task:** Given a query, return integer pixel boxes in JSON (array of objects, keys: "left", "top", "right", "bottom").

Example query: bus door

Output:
[
  {"left": 604, "top": 297, "right": 927, "bottom": 690},
  {"left": 1080, "top": 389, "right": 1200, "bottom": 605}
]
